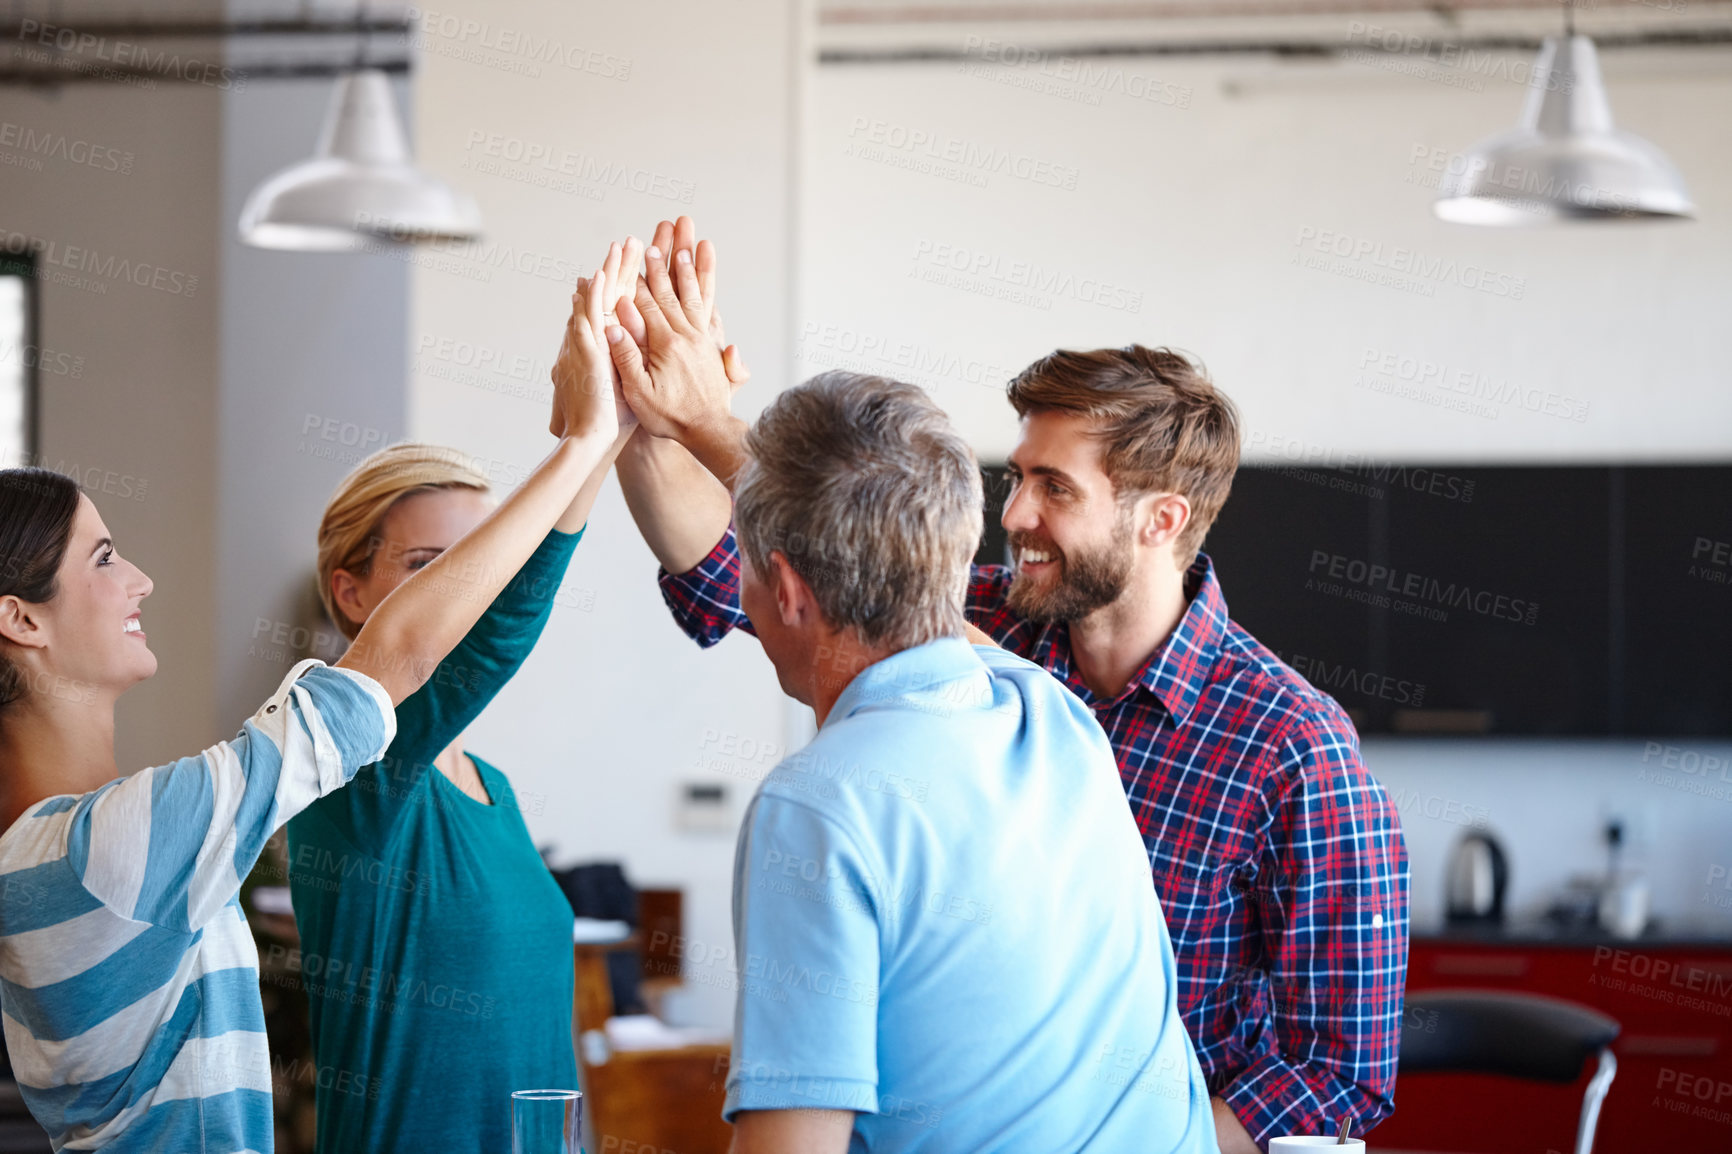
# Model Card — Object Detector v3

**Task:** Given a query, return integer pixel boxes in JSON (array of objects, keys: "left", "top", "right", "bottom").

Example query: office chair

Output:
[{"left": 1400, "top": 989, "right": 1620, "bottom": 1154}]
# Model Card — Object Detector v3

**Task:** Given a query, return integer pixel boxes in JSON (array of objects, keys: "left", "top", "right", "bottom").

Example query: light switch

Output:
[{"left": 677, "top": 782, "right": 734, "bottom": 833}]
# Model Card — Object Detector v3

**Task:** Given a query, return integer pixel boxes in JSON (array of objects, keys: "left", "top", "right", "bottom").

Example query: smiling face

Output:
[
  {"left": 329, "top": 487, "right": 493, "bottom": 632},
  {"left": 1002, "top": 410, "right": 1140, "bottom": 623},
  {"left": 20, "top": 494, "right": 159, "bottom": 699}
]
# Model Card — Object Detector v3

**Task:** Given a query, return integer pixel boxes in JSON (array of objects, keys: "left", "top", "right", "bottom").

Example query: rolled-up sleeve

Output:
[
  {"left": 1221, "top": 709, "right": 1409, "bottom": 1145},
  {"left": 657, "top": 524, "right": 756, "bottom": 647}
]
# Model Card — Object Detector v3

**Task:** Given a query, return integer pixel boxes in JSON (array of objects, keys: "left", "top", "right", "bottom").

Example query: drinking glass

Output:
[{"left": 511, "top": 1088, "right": 583, "bottom": 1154}]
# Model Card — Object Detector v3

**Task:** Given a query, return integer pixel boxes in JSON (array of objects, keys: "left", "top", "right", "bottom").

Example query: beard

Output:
[{"left": 1005, "top": 507, "right": 1136, "bottom": 623}]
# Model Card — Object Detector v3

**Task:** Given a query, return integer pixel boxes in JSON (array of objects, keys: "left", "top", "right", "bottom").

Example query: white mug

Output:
[
  {"left": 1268, "top": 1138, "right": 1366, "bottom": 1153},
  {"left": 1599, "top": 875, "right": 1649, "bottom": 939}
]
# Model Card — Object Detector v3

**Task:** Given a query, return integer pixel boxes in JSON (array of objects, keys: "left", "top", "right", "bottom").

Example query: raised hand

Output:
[
  {"left": 551, "top": 242, "right": 639, "bottom": 443},
  {"left": 549, "top": 247, "right": 635, "bottom": 446},
  {"left": 669, "top": 216, "right": 747, "bottom": 388},
  {"left": 629, "top": 217, "right": 747, "bottom": 391},
  {"left": 711, "top": 305, "right": 749, "bottom": 394},
  {"left": 611, "top": 234, "right": 646, "bottom": 315},
  {"left": 608, "top": 229, "right": 737, "bottom": 444}
]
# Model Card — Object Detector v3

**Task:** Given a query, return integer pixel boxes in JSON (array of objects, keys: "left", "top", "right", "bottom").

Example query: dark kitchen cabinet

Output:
[
  {"left": 1196, "top": 463, "right": 1732, "bottom": 737},
  {"left": 1379, "top": 467, "right": 1612, "bottom": 735},
  {"left": 1201, "top": 465, "right": 1380, "bottom": 710},
  {"left": 1621, "top": 467, "right": 1732, "bottom": 735}
]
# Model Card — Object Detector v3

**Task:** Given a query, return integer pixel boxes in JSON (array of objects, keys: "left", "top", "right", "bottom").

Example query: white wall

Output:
[
  {"left": 0, "top": 52, "right": 412, "bottom": 769},
  {"left": 802, "top": 47, "right": 1732, "bottom": 462},
  {"left": 798, "top": 42, "right": 1732, "bottom": 932},
  {"left": 410, "top": 0, "right": 806, "bottom": 1029},
  {"left": 0, "top": 80, "right": 224, "bottom": 771},
  {"left": 1367, "top": 739, "right": 1732, "bottom": 932},
  {"left": 403, "top": 15, "right": 1732, "bottom": 1032},
  {"left": 217, "top": 78, "right": 411, "bottom": 726},
  {"left": 12, "top": 9, "right": 1720, "bottom": 997}
]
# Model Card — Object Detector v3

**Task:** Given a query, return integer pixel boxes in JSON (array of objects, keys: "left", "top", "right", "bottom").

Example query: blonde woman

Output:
[
  {"left": 284, "top": 439, "right": 592, "bottom": 1154},
  {"left": 0, "top": 256, "right": 628, "bottom": 1152},
  {"left": 286, "top": 245, "right": 653, "bottom": 1154}
]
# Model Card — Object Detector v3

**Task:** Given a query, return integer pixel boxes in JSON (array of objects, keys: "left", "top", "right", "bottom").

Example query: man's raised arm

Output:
[
  {"left": 609, "top": 215, "right": 756, "bottom": 645},
  {"left": 613, "top": 215, "right": 747, "bottom": 573},
  {"left": 608, "top": 231, "right": 749, "bottom": 485},
  {"left": 616, "top": 431, "right": 733, "bottom": 575}
]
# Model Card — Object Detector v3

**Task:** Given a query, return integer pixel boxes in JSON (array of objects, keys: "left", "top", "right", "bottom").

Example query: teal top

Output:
[{"left": 286, "top": 527, "right": 582, "bottom": 1154}]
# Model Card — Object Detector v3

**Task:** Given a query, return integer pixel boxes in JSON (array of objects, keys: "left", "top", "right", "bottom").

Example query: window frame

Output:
[{"left": 0, "top": 253, "right": 39, "bottom": 467}]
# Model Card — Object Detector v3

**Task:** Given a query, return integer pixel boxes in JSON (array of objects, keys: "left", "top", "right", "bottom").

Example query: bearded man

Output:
[{"left": 611, "top": 219, "right": 1409, "bottom": 1153}]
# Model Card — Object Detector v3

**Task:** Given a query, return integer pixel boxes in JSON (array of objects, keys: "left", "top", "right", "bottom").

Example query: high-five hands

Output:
[
  {"left": 550, "top": 239, "right": 643, "bottom": 444},
  {"left": 544, "top": 217, "right": 749, "bottom": 486},
  {"left": 607, "top": 217, "right": 746, "bottom": 454},
  {"left": 639, "top": 217, "right": 748, "bottom": 393},
  {"left": 606, "top": 218, "right": 752, "bottom": 569}
]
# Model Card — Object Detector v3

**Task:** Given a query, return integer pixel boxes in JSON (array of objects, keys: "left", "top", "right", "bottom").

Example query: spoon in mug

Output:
[{"left": 1336, "top": 1117, "right": 1353, "bottom": 1144}]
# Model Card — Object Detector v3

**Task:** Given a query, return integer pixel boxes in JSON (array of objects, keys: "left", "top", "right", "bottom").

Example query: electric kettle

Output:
[{"left": 1445, "top": 831, "right": 1508, "bottom": 924}]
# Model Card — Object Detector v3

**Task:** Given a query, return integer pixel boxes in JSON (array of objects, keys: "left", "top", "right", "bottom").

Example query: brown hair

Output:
[
  {"left": 316, "top": 443, "right": 490, "bottom": 639},
  {"left": 1007, "top": 345, "right": 1240, "bottom": 568},
  {"left": 734, "top": 371, "right": 982, "bottom": 651},
  {"left": 0, "top": 469, "right": 82, "bottom": 711}
]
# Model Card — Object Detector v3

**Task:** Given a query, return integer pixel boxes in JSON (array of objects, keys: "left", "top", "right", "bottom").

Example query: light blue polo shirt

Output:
[{"left": 726, "top": 638, "right": 1216, "bottom": 1153}]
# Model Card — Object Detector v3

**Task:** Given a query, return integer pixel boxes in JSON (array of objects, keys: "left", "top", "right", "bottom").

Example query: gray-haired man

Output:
[{"left": 598, "top": 236, "right": 1215, "bottom": 1154}]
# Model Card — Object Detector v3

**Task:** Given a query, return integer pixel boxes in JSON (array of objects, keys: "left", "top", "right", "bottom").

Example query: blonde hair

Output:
[{"left": 316, "top": 443, "right": 491, "bottom": 639}]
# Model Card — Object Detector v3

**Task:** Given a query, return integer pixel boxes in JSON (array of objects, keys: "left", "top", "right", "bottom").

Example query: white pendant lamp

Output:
[
  {"left": 1434, "top": 35, "right": 1693, "bottom": 225},
  {"left": 240, "top": 69, "right": 482, "bottom": 251}
]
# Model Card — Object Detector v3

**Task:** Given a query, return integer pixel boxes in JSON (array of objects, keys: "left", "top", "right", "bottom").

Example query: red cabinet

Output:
[{"left": 1369, "top": 936, "right": 1732, "bottom": 1154}]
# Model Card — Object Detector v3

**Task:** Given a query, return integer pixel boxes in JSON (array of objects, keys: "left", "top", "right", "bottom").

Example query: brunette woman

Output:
[{"left": 0, "top": 261, "right": 628, "bottom": 1153}]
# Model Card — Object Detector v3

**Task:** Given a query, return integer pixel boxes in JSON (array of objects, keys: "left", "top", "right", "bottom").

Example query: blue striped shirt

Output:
[{"left": 0, "top": 660, "right": 394, "bottom": 1152}]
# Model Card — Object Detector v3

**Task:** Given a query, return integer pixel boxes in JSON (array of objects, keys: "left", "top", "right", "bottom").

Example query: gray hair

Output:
[{"left": 734, "top": 371, "right": 982, "bottom": 651}]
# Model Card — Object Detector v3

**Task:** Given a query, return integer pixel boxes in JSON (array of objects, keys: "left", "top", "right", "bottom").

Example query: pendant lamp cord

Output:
[
  {"left": 352, "top": 0, "right": 369, "bottom": 70},
  {"left": 1564, "top": 0, "right": 1575, "bottom": 38}
]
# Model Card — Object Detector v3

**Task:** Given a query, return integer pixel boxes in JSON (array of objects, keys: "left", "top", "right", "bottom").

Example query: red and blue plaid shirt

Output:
[{"left": 659, "top": 528, "right": 1409, "bottom": 1146}]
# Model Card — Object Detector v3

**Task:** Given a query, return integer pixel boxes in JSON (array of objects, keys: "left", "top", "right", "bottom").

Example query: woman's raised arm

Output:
[{"left": 338, "top": 250, "right": 629, "bottom": 706}]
